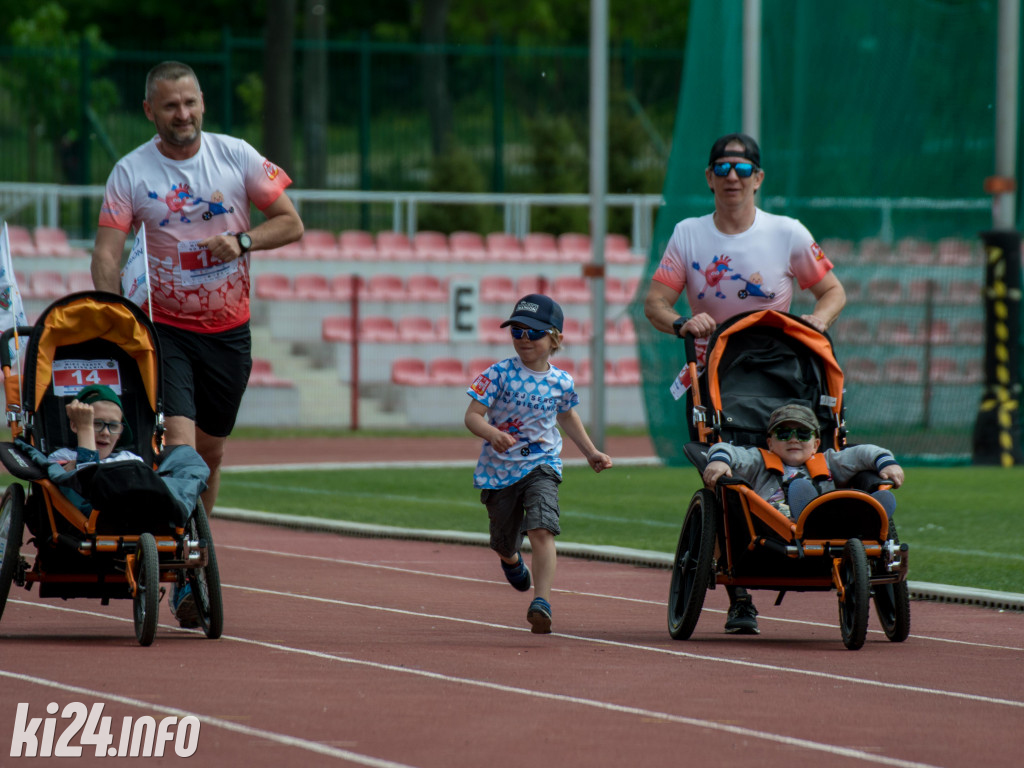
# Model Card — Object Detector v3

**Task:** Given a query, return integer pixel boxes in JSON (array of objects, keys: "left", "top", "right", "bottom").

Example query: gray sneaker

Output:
[{"left": 724, "top": 598, "right": 759, "bottom": 634}]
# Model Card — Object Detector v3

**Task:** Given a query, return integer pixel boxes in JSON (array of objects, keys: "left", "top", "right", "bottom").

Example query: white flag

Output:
[
  {"left": 0, "top": 222, "right": 28, "bottom": 333},
  {"left": 120, "top": 222, "right": 151, "bottom": 318}
]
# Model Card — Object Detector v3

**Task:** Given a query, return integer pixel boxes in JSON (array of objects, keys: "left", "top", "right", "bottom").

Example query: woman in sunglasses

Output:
[
  {"left": 702, "top": 402, "right": 904, "bottom": 521},
  {"left": 465, "top": 294, "right": 613, "bottom": 635},
  {"left": 644, "top": 132, "right": 848, "bottom": 635}
]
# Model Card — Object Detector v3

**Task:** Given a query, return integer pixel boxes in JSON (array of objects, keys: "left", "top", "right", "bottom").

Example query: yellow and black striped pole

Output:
[{"left": 972, "top": 231, "right": 1022, "bottom": 466}]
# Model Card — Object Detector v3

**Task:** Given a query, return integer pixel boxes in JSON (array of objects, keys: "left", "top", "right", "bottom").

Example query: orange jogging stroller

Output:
[
  {"left": 668, "top": 310, "right": 910, "bottom": 650},
  {"left": 0, "top": 291, "right": 223, "bottom": 646}
]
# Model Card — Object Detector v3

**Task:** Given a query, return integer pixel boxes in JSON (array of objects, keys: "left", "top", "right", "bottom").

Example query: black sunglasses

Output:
[
  {"left": 712, "top": 161, "right": 758, "bottom": 178},
  {"left": 771, "top": 427, "right": 817, "bottom": 442}
]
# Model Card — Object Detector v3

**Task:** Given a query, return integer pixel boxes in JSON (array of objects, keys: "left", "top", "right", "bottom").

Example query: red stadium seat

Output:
[
  {"left": 515, "top": 276, "right": 550, "bottom": 297},
  {"left": 948, "top": 280, "right": 981, "bottom": 305},
  {"left": 884, "top": 357, "right": 921, "bottom": 384},
  {"left": 522, "top": 233, "right": 559, "bottom": 263},
  {"left": 293, "top": 273, "right": 333, "bottom": 301},
  {"left": 338, "top": 230, "right": 378, "bottom": 261},
  {"left": 331, "top": 274, "right": 361, "bottom": 301},
  {"left": 300, "top": 229, "right": 340, "bottom": 260},
  {"left": 397, "top": 316, "right": 440, "bottom": 343},
  {"left": 365, "top": 274, "right": 406, "bottom": 302},
  {"left": 469, "top": 357, "right": 497, "bottom": 376},
  {"left": 449, "top": 231, "right": 488, "bottom": 262},
  {"left": 405, "top": 274, "right": 447, "bottom": 302},
  {"left": 28, "top": 270, "right": 66, "bottom": 299},
  {"left": 843, "top": 357, "right": 882, "bottom": 383},
  {"left": 551, "top": 276, "right": 591, "bottom": 304},
  {"left": 614, "top": 358, "right": 641, "bottom": 386},
  {"left": 254, "top": 273, "right": 293, "bottom": 301},
  {"left": 858, "top": 238, "right": 893, "bottom": 263},
  {"left": 954, "top": 318, "right": 984, "bottom": 345},
  {"left": 605, "top": 233, "right": 635, "bottom": 264},
  {"left": 867, "top": 278, "right": 902, "bottom": 304},
  {"left": 478, "top": 316, "right": 510, "bottom": 344},
  {"left": 360, "top": 316, "right": 400, "bottom": 342},
  {"left": 248, "top": 358, "right": 294, "bottom": 388},
  {"left": 833, "top": 318, "right": 873, "bottom": 345},
  {"left": 480, "top": 275, "right": 515, "bottom": 304},
  {"left": 929, "top": 357, "right": 962, "bottom": 384},
  {"left": 553, "top": 358, "right": 576, "bottom": 377},
  {"left": 264, "top": 240, "right": 304, "bottom": 260},
  {"left": 937, "top": 237, "right": 981, "bottom": 266},
  {"left": 428, "top": 357, "right": 467, "bottom": 385},
  {"left": 376, "top": 231, "right": 415, "bottom": 261},
  {"left": 413, "top": 231, "right": 450, "bottom": 261},
  {"left": 32, "top": 227, "right": 88, "bottom": 258},
  {"left": 6, "top": 225, "right": 37, "bottom": 256},
  {"left": 557, "top": 233, "right": 591, "bottom": 263},
  {"left": 322, "top": 315, "right": 354, "bottom": 342},
  {"left": 897, "top": 238, "right": 935, "bottom": 265},
  {"left": 561, "top": 317, "right": 584, "bottom": 344},
  {"left": 485, "top": 232, "right": 523, "bottom": 262},
  {"left": 819, "top": 238, "right": 855, "bottom": 264},
  {"left": 391, "top": 357, "right": 428, "bottom": 385}
]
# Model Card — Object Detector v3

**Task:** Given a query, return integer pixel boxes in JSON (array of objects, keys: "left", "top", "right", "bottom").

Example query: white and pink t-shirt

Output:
[
  {"left": 98, "top": 133, "right": 293, "bottom": 333},
  {"left": 654, "top": 208, "right": 833, "bottom": 364}
]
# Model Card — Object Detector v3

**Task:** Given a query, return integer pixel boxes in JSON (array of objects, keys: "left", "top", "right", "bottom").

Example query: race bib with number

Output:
[
  {"left": 52, "top": 359, "right": 122, "bottom": 397},
  {"left": 177, "top": 238, "right": 239, "bottom": 286}
]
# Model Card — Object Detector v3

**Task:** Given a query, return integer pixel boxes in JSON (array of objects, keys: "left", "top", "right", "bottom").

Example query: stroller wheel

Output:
[
  {"left": 838, "top": 538, "right": 870, "bottom": 650},
  {"left": 668, "top": 489, "right": 717, "bottom": 640},
  {"left": 186, "top": 501, "right": 224, "bottom": 639},
  {"left": 133, "top": 533, "right": 160, "bottom": 646},
  {"left": 0, "top": 484, "right": 26, "bottom": 623}
]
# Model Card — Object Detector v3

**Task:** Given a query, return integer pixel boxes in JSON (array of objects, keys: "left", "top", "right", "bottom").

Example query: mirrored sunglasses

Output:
[
  {"left": 712, "top": 161, "right": 757, "bottom": 178},
  {"left": 510, "top": 327, "right": 550, "bottom": 341},
  {"left": 772, "top": 427, "right": 817, "bottom": 442},
  {"left": 93, "top": 420, "right": 125, "bottom": 435}
]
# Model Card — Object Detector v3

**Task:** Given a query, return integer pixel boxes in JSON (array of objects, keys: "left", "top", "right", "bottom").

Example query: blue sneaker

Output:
[
  {"left": 501, "top": 553, "right": 531, "bottom": 592},
  {"left": 527, "top": 597, "right": 552, "bottom": 634},
  {"left": 171, "top": 582, "right": 200, "bottom": 629}
]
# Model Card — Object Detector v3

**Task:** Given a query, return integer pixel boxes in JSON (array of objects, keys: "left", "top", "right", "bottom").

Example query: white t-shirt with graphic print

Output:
[
  {"left": 467, "top": 356, "right": 580, "bottom": 489},
  {"left": 99, "top": 133, "right": 293, "bottom": 333}
]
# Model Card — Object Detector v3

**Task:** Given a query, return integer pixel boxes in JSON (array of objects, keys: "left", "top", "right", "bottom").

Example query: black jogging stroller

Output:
[
  {"left": 667, "top": 309, "right": 910, "bottom": 650},
  {"left": 0, "top": 291, "right": 224, "bottom": 646}
]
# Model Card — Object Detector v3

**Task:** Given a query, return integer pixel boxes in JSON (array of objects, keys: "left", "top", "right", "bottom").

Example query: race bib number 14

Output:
[{"left": 52, "top": 360, "right": 122, "bottom": 397}]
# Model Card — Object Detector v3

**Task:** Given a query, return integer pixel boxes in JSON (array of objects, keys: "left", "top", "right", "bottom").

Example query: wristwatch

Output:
[
  {"left": 672, "top": 316, "right": 691, "bottom": 337},
  {"left": 236, "top": 232, "right": 253, "bottom": 254}
]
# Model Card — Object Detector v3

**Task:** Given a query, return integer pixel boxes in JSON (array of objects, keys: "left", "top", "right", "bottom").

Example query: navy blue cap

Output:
[{"left": 499, "top": 293, "right": 564, "bottom": 332}]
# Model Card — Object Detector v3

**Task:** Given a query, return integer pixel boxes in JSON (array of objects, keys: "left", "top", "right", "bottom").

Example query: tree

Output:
[{"left": 3, "top": 3, "right": 118, "bottom": 182}]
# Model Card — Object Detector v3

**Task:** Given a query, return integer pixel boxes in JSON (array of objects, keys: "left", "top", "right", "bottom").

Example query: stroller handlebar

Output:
[{"left": 1, "top": 326, "right": 36, "bottom": 369}]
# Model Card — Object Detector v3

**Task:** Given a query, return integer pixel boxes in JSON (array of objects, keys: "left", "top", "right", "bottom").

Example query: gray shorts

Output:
[{"left": 480, "top": 464, "right": 562, "bottom": 559}]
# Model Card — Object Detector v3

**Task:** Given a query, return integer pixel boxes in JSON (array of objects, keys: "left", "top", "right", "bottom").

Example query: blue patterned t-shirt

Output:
[{"left": 467, "top": 356, "right": 580, "bottom": 489}]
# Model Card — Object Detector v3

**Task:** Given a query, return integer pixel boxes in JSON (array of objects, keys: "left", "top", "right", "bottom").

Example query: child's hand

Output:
[
  {"left": 489, "top": 430, "right": 517, "bottom": 453},
  {"left": 879, "top": 464, "right": 904, "bottom": 489},
  {"left": 702, "top": 460, "right": 732, "bottom": 489},
  {"left": 65, "top": 399, "right": 95, "bottom": 432},
  {"left": 588, "top": 451, "right": 613, "bottom": 473}
]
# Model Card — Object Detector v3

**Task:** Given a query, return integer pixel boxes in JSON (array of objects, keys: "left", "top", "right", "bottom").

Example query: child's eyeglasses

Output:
[
  {"left": 93, "top": 420, "right": 124, "bottom": 435},
  {"left": 772, "top": 427, "right": 817, "bottom": 442},
  {"left": 712, "top": 161, "right": 757, "bottom": 178},
  {"left": 510, "top": 327, "right": 550, "bottom": 341}
]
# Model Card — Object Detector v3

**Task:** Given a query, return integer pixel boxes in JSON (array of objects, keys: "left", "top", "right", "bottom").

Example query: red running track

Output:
[{"left": 1, "top": 519, "right": 1022, "bottom": 767}]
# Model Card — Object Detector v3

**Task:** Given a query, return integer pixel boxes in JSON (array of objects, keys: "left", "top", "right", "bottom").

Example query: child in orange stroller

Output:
[
  {"left": 0, "top": 291, "right": 224, "bottom": 646},
  {"left": 668, "top": 310, "right": 910, "bottom": 650}
]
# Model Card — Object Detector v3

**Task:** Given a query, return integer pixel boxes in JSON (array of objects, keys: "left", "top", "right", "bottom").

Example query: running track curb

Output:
[{"left": 213, "top": 506, "right": 1024, "bottom": 612}]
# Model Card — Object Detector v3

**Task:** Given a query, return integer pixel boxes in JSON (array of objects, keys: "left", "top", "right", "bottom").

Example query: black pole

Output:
[{"left": 972, "top": 230, "right": 1022, "bottom": 465}]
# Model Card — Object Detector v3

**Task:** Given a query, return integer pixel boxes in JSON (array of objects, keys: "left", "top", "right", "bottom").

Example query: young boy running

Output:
[{"left": 465, "top": 294, "right": 613, "bottom": 634}]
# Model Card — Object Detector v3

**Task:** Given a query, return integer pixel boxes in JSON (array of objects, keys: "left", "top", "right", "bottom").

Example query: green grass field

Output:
[{"left": 214, "top": 463, "right": 1024, "bottom": 595}]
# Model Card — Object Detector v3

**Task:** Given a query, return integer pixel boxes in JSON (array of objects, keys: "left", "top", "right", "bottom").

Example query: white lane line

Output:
[
  {"left": 0, "top": 665, "right": 419, "bottom": 768},
  {"left": 219, "top": 543, "right": 1024, "bottom": 653},
  {"left": 0, "top": 602, "right": 945, "bottom": 768},
  {"left": 221, "top": 584, "right": 1024, "bottom": 711}
]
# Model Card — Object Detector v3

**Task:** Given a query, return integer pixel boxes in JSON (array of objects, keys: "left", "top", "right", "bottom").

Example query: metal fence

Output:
[{"left": 0, "top": 35, "right": 684, "bottom": 237}]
